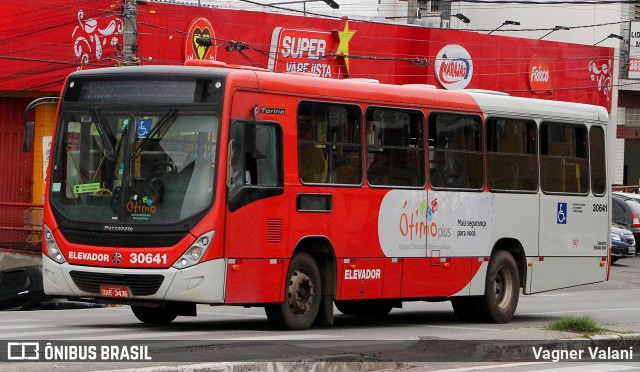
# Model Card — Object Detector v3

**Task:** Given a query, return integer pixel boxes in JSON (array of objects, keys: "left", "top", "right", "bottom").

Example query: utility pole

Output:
[
  {"left": 121, "top": 0, "right": 139, "bottom": 65},
  {"left": 407, "top": 0, "right": 418, "bottom": 25}
]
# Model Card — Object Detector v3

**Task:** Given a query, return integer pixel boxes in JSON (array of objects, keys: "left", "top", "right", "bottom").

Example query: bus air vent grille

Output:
[
  {"left": 60, "top": 228, "right": 185, "bottom": 248},
  {"left": 69, "top": 271, "right": 164, "bottom": 296},
  {"left": 267, "top": 218, "right": 283, "bottom": 244}
]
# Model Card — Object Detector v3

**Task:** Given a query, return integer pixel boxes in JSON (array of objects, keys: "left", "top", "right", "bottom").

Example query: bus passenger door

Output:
[{"left": 223, "top": 118, "right": 288, "bottom": 304}]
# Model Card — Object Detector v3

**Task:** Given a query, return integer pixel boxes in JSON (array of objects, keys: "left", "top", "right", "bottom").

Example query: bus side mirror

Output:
[
  {"left": 22, "top": 121, "right": 34, "bottom": 152},
  {"left": 22, "top": 96, "right": 59, "bottom": 153}
]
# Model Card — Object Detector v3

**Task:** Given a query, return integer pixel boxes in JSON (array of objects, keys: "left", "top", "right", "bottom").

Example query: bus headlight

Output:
[
  {"left": 44, "top": 225, "right": 66, "bottom": 264},
  {"left": 172, "top": 231, "right": 214, "bottom": 269}
]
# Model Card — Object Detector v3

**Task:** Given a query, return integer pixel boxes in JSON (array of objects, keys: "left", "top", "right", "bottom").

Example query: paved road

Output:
[{"left": 1, "top": 257, "right": 640, "bottom": 371}]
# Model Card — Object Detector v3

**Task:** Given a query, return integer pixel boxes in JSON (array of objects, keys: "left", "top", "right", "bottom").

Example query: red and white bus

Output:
[{"left": 42, "top": 61, "right": 610, "bottom": 329}]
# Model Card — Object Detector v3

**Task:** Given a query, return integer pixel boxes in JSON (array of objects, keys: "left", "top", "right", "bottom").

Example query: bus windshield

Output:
[{"left": 49, "top": 108, "right": 219, "bottom": 225}]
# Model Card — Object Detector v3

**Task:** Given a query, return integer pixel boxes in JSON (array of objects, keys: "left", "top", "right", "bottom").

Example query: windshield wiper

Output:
[
  {"left": 90, "top": 107, "right": 117, "bottom": 161},
  {"left": 131, "top": 107, "right": 179, "bottom": 160}
]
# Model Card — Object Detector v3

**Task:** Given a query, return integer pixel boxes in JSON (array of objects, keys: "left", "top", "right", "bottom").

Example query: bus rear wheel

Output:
[
  {"left": 477, "top": 250, "right": 519, "bottom": 323},
  {"left": 131, "top": 305, "right": 178, "bottom": 324},
  {"left": 265, "top": 252, "right": 321, "bottom": 330},
  {"left": 335, "top": 300, "right": 394, "bottom": 317}
]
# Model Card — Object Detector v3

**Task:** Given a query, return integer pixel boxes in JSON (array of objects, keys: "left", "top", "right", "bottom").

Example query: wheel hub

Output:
[
  {"left": 494, "top": 268, "right": 512, "bottom": 308},
  {"left": 287, "top": 270, "right": 314, "bottom": 314}
]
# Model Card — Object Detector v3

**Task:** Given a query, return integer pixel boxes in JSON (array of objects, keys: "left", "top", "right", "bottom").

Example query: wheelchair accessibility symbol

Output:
[
  {"left": 557, "top": 202, "right": 567, "bottom": 224},
  {"left": 136, "top": 118, "right": 153, "bottom": 138}
]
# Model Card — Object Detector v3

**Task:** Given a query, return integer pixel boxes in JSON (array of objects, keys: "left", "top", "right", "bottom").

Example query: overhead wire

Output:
[{"left": 0, "top": 0, "right": 625, "bottom": 94}]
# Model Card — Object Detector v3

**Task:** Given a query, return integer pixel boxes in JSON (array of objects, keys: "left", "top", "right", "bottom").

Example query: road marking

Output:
[
  {"left": 0, "top": 327, "right": 129, "bottom": 339},
  {"left": 438, "top": 362, "right": 546, "bottom": 371},
  {"left": 437, "top": 362, "right": 637, "bottom": 371},
  {"left": 69, "top": 329, "right": 267, "bottom": 341},
  {"left": 528, "top": 293, "right": 571, "bottom": 297},
  {"left": 528, "top": 307, "right": 640, "bottom": 315},
  {"left": 0, "top": 313, "right": 52, "bottom": 324},
  {"left": 295, "top": 340, "right": 393, "bottom": 349},
  {"left": 197, "top": 310, "right": 267, "bottom": 319},
  {"left": 428, "top": 325, "right": 501, "bottom": 332},
  {"left": 0, "top": 324, "right": 60, "bottom": 331},
  {"left": 532, "top": 364, "right": 638, "bottom": 371},
  {"left": 225, "top": 334, "right": 341, "bottom": 341}
]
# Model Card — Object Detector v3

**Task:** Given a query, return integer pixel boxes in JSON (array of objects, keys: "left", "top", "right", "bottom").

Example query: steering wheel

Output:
[{"left": 93, "top": 188, "right": 113, "bottom": 195}]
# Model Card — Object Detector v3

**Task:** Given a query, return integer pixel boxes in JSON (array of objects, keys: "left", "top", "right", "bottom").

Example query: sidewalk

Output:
[{"left": 0, "top": 248, "right": 41, "bottom": 270}]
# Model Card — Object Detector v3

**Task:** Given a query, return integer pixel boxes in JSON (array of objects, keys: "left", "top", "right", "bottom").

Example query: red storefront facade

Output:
[{"left": 0, "top": 0, "right": 614, "bottom": 245}]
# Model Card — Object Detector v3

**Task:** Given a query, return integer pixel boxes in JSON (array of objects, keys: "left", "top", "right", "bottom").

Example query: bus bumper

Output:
[{"left": 42, "top": 254, "right": 227, "bottom": 304}]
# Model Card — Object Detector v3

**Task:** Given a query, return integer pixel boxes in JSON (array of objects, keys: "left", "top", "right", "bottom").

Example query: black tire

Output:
[
  {"left": 451, "top": 297, "right": 479, "bottom": 322},
  {"left": 477, "top": 250, "right": 520, "bottom": 323},
  {"left": 335, "top": 300, "right": 394, "bottom": 317},
  {"left": 131, "top": 305, "right": 178, "bottom": 325},
  {"left": 265, "top": 252, "right": 322, "bottom": 330}
]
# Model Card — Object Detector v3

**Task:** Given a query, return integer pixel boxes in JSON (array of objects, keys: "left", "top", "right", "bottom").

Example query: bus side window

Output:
[
  {"left": 297, "top": 102, "right": 362, "bottom": 185},
  {"left": 428, "top": 112, "right": 482, "bottom": 189},
  {"left": 227, "top": 121, "right": 283, "bottom": 211},
  {"left": 540, "top": 123, "right": 589, "bottom": 194},
  {"left": 298, "top": 117, "right": 328, "bottom": 183},
  {"left": 487, "top": 118, "right": 538, "bottom": 192},
  {"left": 589, "top": 126, "right": 606, "bottom": 196},
  {"left": 365, "top": 107, "right": 425, "bottom": 187}
]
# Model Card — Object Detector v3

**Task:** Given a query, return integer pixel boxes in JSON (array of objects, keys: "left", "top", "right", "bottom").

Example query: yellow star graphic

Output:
[{"left": 336, "top": 22, "right": 356, "bottom": 71}]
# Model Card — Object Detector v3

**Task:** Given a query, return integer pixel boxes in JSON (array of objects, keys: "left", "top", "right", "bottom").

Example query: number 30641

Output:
[
  {"left": 593, "top": 204, "right": 607, "bottom": 212},
  {"left": 130, "top": 253, "right": 167, "bottom": 265}
]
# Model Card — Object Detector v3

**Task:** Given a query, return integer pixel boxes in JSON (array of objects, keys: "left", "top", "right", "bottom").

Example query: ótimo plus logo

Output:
[{"left": 434, "top": 45, "right": 473, "bottom": 90}]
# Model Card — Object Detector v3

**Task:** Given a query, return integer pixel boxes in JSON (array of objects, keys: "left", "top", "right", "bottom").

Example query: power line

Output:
[{"left": 449, "top": 0, "right": 640, "bottom": 3}]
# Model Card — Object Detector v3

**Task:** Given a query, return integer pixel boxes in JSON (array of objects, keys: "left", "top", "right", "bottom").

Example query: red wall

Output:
[
  {"left": 0, "top": 1, "right": 614, "bottom": 110},
  {"left": 0, "top": 0, "right": 120, "bottom": 93},
  {"left": 136, "top": 2, "right": 614, "bottom": 110}
]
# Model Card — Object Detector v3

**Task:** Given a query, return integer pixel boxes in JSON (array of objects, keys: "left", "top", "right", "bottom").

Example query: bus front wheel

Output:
[
  {"left": 265, "top": 252, "right": 321, "bottom": 330},
  {"left": 478, "top": 250, "right": 519, "bottom": 323},
  {"left": 131, "top": 305, "right": 178, "bottom": 324}
]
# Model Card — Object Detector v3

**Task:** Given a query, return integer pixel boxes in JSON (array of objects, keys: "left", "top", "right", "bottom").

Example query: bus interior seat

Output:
[
  {"left": 299, "top": 144, "right": 328, "bottom": 183},
  {"left": 332, "top": 152, "right": 361, "bottom": 184}
]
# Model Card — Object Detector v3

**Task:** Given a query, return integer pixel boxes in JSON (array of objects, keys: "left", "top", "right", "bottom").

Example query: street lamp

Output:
[
  {"left": 539, "top": 25, "right": 570, "bottom": 40},
  {"left": 594, "top": 33, "right": 623, "bottom": 46},
  {"left": 488, "top": 20, "right": 520, "bottom": 35},
  {"left": 321, "top": 0, "right": 339, "bottom": 8},
  {"left": 269, "top": 0, "right": 339, "bottom": 14},
  {"left": 453, "top": 13, "right": 470, "bottom": 24}
]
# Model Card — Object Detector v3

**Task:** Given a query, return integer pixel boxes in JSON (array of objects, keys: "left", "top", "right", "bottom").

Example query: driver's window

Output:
[{"left": 228, "top": 121, "right": 282, "bottom": 197}]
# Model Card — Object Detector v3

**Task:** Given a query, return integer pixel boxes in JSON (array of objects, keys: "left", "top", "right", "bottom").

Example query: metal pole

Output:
[{"left": 122, "top": 0, "right": 139, "bottom": 65}]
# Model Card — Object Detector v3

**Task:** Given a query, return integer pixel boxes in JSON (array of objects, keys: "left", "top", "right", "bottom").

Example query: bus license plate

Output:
[{"left": 99, "top": 286, "right": 130, "bottom": 299}]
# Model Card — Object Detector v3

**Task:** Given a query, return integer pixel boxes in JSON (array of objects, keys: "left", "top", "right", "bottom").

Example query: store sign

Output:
[
  {"left": 629, "top": 21, "right": 640, "bottom": 79},
  {"left": 268, "top": 27, "right": 337, "bottom": 78},
  {"left": 72, "top": 10, "right": 122, "bottom": 65},
  {"left": 434, "top": 44, "right": 473, "bottom": 90},
  {"left": 185, "top": 18, "right": 216, "bottom": 61},
  {"left": 528, "top": 56, "right": 553, "bottom": 93}
]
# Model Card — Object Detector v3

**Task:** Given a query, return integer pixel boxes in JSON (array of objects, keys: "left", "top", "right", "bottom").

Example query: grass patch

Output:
[{"left": 546, "top": 316, "right": 609, "bottom": 336}]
